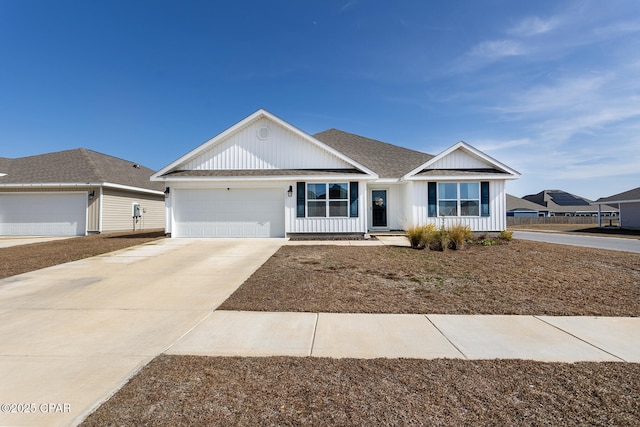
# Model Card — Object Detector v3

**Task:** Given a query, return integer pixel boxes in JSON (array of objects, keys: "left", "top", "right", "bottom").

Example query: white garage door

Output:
[
  {"left": 173, "top": 188, "right": 285, "bottom": 238},
  {"left": 0, "top": 193, "right": 87, "bottom": 236}
]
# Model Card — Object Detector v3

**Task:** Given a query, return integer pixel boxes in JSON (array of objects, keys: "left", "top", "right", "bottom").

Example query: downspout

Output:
[{"left": 597, "top": 204, "right": 602, "bottom": 228}]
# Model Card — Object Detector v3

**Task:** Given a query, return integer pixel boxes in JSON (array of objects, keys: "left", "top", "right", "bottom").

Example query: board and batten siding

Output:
[
  {"left": 184, "top": 118, "right": 351, "bottom": 171},
  {"left": 411, "top": 180, "right": 507, "bottom": 231},
  {"left": 427, "top": 149, "right": 489, "bottom": 169},
  {"left": 101, "top": 188, "right": 164, "bottom": 232},
  {"left": 287, "top": 180, "right": 368, "bottom": 234}
]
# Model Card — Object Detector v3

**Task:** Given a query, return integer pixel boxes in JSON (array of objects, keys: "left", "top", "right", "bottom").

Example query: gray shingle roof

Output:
[
  {"left": 595, "top": 186, "right": 640, "bottom": 203},
  {"left": 0, "top": 148, "right": 163, "bottom": 192},
  {"left": 506, "top": 194, "right": 549, "bottom": 212},
  {"left": 313, "top": 129, "right": 434, "bottom": 179}
]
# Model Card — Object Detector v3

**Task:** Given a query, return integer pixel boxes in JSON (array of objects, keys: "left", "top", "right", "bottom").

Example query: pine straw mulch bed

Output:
[
  {"left": 219, "top": 240, "right": 640, "bottom": 316},
  {"left": 0, "top": 229, "right": 165, "bottom": 279},
  {"left": 82, "top": 356, "right": 640, "bottom": 426}
]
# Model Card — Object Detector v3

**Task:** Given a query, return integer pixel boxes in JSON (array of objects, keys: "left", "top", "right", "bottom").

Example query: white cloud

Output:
[
  {"left": 508, "top": 16, "right": 559, "bottom": 36},
  {"left": 467, "top": 40, "right": 526, "bottom": 60}
]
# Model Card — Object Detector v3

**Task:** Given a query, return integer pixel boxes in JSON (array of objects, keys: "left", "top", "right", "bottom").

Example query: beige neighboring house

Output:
[{"left": 0, "top": 148, "right": 165, "bottom": 236}]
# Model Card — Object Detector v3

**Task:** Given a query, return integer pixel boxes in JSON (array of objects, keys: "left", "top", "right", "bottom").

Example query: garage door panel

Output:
[
  {"left": 173, "top": 188, "right": 284, "bottom": 238},
  {"left": 0, "top": 193, "right": 87, "bottom": 236}
]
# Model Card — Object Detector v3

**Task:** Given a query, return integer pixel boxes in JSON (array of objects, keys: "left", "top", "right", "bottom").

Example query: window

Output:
[
  {"left": 307, "top": 183, "right": 349, "bottom": 217},
  {"left": 437, "top": 182, "right": 480, "bottom": 217}
]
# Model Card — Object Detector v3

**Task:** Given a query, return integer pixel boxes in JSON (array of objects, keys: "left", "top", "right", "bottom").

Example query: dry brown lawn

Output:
[
  {"left": 83, "top": 356, "right": 640, "bottom": 426},
  {"left": 220, "top": 240, "right": 640, "bottom": 316},
  {"left": 0, "top": 230, "right": 165, "bottom": 279}
]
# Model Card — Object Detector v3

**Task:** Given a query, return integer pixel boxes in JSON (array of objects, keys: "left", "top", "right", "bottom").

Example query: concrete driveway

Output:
[
  {"left": 0, "top": 238, "right": 284, "bottom": 427},
  {"left": 513, "top": 231, "right": 640, "bottom": 253}
]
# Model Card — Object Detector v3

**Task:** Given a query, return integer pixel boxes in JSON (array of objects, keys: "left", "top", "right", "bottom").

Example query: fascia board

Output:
[
  {"left": 409, "top": 175, "right": 520, "bottom": 181},
  {"left": 592, "top": 199, "right": 640, "bottom": 205},
  {"left": 0, "top": 182, "right": 164, "bottom": 196},
  {"left": 102, "top": 182, "right": 165, "bottom": 195},
  {"left": 151, "top": 109, "right": 378, "bottom": 181},
  {"left": 402, "top": 141, "right": 521, "bottom": 180},
  {"left": 158, "top": 175, "right": 377, "bottom": 183}
]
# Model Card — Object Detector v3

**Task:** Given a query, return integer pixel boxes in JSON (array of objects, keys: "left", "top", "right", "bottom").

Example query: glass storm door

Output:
[{"left": 371, "top": 190, "right": 387, "bottom": 228}]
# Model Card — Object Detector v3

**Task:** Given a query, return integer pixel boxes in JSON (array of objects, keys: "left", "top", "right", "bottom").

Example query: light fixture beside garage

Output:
[
  {"left": 88, "top": 190, "right": 95, "bottom": 200},
  {"left": 288, "top": 185, "right": 293, "bottom": 197}
]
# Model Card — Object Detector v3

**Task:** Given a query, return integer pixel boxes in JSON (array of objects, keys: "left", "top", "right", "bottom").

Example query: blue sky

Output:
[{"left": 1, "top": 0, "right": 638, "bottom": 200}]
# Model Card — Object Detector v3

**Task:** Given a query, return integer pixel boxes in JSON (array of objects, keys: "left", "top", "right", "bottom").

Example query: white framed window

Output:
[
  {"left": 437, "top": 182, "right": 480, "bottom": 217},
  {"left": 307, "top": 183, "right": 349, "bottom": 217}
]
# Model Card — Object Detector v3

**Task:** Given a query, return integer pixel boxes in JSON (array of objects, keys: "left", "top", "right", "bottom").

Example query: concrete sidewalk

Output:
[{"left": 167, "top": 311, "right": 640, "bottom": 363}]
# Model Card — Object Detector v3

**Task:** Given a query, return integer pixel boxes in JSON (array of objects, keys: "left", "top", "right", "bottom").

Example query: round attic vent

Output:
[{"left": 257, "top": 126, "right": 271, "bottom": 140}]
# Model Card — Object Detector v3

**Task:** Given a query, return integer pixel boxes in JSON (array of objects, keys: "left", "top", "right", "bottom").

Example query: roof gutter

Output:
[
  {"left": 0, "top": 182, "right": 164, "bottom": 196},
  {"left": 153, "top": 175, "right": 378, "bottom": 182}
]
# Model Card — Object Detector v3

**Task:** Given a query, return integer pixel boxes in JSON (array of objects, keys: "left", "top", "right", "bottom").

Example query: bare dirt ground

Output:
[
  {"left": 220, "top": 240, "right": 640, "bottom": 316},
  {"left": 2, "top": 234, "right": 637, "bottom": 426}
]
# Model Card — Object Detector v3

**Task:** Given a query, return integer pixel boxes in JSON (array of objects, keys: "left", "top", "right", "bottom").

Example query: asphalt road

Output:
[{"left": 513, "top": 231, "right": 640, "bottom": 254}]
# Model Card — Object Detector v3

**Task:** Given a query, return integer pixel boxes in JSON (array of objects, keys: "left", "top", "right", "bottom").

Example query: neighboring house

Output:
[
  {"left": 592, "top": 186, "right": 640, "bottom": 229},
  {"left": 506, "top": 194, "right": 550, "bottom": 217},
  {"left": 523, "top": 189, "right": 618, "bottom": 217},
  {"left": 151, "top": 109, "right": 519, "bottom": 238},
  {"left": 0, "top": 148, "right": 165, "bottom": 236}
]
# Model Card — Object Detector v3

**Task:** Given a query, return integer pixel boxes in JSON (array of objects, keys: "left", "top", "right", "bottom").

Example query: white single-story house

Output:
[
  {"left": 592, "top": 186, "right": 640, "bottom": 229},
  {"left": 151, "top": 109, "right": 520, "bottom": 238},
  {"left": 0, "top": 148, "right": 165, "bottom": 236}
]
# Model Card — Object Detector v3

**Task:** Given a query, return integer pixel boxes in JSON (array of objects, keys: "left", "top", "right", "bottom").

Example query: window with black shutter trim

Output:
[
  {"left": 481, "top": 181, "right": 490, "bottom": 217},
  {"left": 428, "top": 182, "right": 437, "bottom": 217},
  {"left": 296, "top": 182, "right": 305, "bottom": 218},
  {"left": 349, "top": 182, "right": 358, "bottom": 217}
]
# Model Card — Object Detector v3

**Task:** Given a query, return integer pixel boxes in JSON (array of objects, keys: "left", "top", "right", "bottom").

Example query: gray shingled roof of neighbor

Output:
[
  {"left": 506, "top": 193, "right": 549, "bottom": 211},
  {"left": 313, "top": 129, "right": 434, "bottom": 179},
  {"left": 0, "top": 148, "right": 164, "bottom": 192},
  {"left": 595, "top": 186, "right": 640, "bottom": 203},
  {"left": 164, "top": 169, "right": 367, "bottom": 177}
]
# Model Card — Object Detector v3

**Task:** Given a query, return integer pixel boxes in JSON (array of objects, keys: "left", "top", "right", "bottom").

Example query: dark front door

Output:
[{"left": 372, "top": 190, "right": 387, "bottom": 228}]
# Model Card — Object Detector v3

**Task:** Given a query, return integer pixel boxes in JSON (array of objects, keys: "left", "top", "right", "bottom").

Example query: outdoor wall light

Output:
[
  {"left": 88, "top": 190, "right": 95, "bottom": 200},
  {"left": 164, "top": 187, "right": 170, "bottom": 195},
  {"left": 287, "top": 185, "right": 293, "bottom": 197}
]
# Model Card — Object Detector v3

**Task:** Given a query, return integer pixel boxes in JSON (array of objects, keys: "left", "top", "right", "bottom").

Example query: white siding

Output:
[
  {"left": 368, "top": 184, "right": 409, "bottom": 230},
  {"left": 411, "top": 180, "right": 507, "bottom": 231},
  {"left": 287, "top": 180, "right": 368, "bottom": 234},
  {"left": 0, "top": 192, "right": 87, "bottom": 236},
  {"left": 429, "top": 149, "right": 492, "bottom": 169},
  {"left": 185, "top": 118, "right": 351, "bottom": 170}
]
